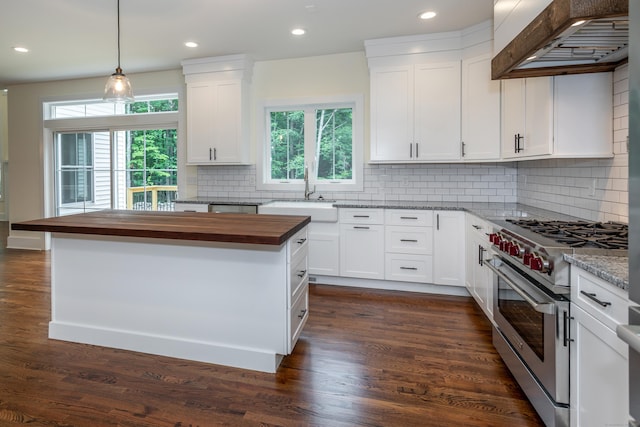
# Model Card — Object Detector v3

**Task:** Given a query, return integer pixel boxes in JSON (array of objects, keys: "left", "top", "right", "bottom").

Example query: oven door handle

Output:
[{"left": 485, "top": 259, "right": 556, "bottom": 315}]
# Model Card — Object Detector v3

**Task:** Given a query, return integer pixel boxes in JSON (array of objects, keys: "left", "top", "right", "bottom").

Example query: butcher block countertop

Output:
[{"left": 11, "top": 210, "right": 311, "bottom": 246}]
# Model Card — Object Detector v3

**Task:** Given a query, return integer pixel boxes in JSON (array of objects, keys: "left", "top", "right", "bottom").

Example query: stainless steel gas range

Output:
[{"left": 485, "top": 218, "right": 628, "bottom": 427}]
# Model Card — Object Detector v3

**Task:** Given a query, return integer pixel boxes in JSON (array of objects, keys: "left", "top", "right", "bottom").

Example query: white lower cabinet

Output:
[
  {"left": 308, "top": 222, "right": 339, "bottom": 276},
  {"left": 339, "top": 209, "right": 385, "bottom": 280},
  {"left": 464, "top": 213, "right": 494, "bottom": 319},
  {"left": 384, "top": 210, "right": 433, "bottom": 283},
  {"left": 570, "top": 267, "right": 629, "bottom": 427},
  {"left": 433, "top": 211, "right": 466, "bottom": 287}
]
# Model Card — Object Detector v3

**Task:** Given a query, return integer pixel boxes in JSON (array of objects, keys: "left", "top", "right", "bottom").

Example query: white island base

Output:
[{"left": 48, "top": 229, "right": 309, "bottom": 373}]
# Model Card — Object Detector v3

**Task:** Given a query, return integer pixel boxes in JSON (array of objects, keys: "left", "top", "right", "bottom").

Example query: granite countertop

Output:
[
  {"left": 176, "top": 198, "right": 581, "bottom": 222},
  {"left": 564, "top": 254, "right": 629, "bottom": 291}
]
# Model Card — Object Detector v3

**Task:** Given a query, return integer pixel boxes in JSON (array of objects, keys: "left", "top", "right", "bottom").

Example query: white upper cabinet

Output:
[
  {"left": 461, "top": 53, "right": 501, "bottom": 161},
  {"left": 182, "top": 55, "right": 253, "bottom": 165},
  {"left": 501, "top": 76, "right": 553, "bottom": 159},
  {"left": 501, "top": 73, "right": 613, "bottom": 160},
  {"left": 370, "top": 61, "right": 461, "bottom": 162},
  {"left": 414, "top": 62, "right": 462, "bottom": 161}
]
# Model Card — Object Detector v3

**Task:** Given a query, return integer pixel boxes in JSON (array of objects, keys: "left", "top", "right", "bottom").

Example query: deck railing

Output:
[{"left": 126, "top": 185, "right": 177, "bottom": 211}]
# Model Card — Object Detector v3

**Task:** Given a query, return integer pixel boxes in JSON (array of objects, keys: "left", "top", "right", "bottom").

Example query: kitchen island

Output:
[{"left": 12, "top": 210, "right": 311, "bottom": 373}]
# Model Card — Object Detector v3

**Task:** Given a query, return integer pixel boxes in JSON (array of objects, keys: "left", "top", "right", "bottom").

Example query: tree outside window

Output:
[{"left": 268, "top": 106, "right": 353, "bottom": 183}]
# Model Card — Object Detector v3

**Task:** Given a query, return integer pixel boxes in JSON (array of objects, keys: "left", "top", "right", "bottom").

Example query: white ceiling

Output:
[{"left": 0, "top": 0, "right": 493, "bottom": 89}]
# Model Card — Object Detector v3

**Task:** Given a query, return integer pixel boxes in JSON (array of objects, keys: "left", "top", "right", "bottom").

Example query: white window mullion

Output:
[{"left": 303, "top": 108, "right": 317, "bottom": 183}]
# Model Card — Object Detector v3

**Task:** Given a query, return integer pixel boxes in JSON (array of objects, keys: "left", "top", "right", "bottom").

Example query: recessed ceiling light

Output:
[
  {"left": 526, "top": 55, "right": 537, "bottom": 61},
  {"left": 571, "top": 20, "right": 586, "bottom": 27},
  {"left": 419, "top": 11, "right": 436, "bottom": 20},
  {"left": 185, "top": 41, "right": 199, "bottom": 48},
  {"left": 291, "top": 28, "right": 306, "bottom": 36},
  {"left": 13, "top": 46, "right": 29, "bottom": 53}
]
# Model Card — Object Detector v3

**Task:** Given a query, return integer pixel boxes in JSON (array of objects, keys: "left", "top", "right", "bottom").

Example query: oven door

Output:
[{"left": 487, "top": 256, "right": 570, "bottom": 405}]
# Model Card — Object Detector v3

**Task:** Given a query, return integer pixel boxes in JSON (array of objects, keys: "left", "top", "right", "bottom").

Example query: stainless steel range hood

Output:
[{"left": 492, "top": 0, "right": 629, "bottom": 79}]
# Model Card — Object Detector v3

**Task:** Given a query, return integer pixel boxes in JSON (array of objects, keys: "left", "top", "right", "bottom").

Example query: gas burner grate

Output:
[{"left": 505, "top": 219, "right": 628, "bottom": 250}]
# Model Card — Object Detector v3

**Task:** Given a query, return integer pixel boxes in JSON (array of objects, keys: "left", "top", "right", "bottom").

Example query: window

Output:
[
  {"left": 56, "top": 132, "right": 95, "bottom": 206},
  {"left": 45, "top": 96, "right": 179, "bottom": 216},
  {"left": 258, "top": 95, "right": 363, "bottom": 193}
]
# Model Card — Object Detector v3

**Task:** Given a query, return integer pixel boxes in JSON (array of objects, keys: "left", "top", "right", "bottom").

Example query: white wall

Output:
[
  {"left": 517, "top": 66, "right": 629, "bottom": 222},
  {"left": 6, "top": 69, "right": 185, "bottom": 249},
  {"left": 0, "top": 90, "right": 7, "bottom": 220}
]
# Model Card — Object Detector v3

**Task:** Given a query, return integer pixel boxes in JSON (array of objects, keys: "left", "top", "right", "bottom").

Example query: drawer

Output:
[
  {"left": 174, "top": 203, "right": 209, "bottom": 213},
  {"left": 288, "top": 226, "right": 308, "bottom": 260},
  {"left": 385, "top": 226, "right": 433, "bottom": 255},
  {"left": 385, "top": 254, "right": 433, "bottom": 283},
  {"left": 339, "top": 208, "right": 384, "bottom": 225},
  {"left": 289, "top": 284, "right": 309, "bottom": 352},
  {"left": 571, "top": 268, "right": 629, "bottom": 330},
  {"left": 290, "top": 251, "right": 308, "bottom": 300},
  {"left": 385, "top": 209, "right": 433, "bottom": 227}
]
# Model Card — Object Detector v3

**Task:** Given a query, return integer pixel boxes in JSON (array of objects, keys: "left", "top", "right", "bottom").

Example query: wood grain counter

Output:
[{"left": 12, "top": 209, "right": 311, "bottom": 246}]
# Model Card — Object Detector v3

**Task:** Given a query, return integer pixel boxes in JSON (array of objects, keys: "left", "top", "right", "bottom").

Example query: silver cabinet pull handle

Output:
[
  {"left": 580, "top": 290, "right": 612, "bottom": 307},
  {"left": 400, "top": 216, "right": 418, "bottom": 220},
  {"left": 400, "top": 267, "right": 418, "bottom": 271},
  {"left": 353, "top": 215, "right": 370, "bottom": 218},
  {"left": 400, "top": 239, "right": 418, "bottom": 242},
  {"left": 354, "top": 226, "right": 370, "bottom": 230},
  {"left": 296, "top": 238, "right": 307, "bottom": 244},
  {"left": 298, "top": 309, "right": 308, "bottom": 319}
]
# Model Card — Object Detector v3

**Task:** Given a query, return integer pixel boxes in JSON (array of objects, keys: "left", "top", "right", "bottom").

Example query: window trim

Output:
[{"left": 256, "top": 94, "right": 364, "bottom": 193}]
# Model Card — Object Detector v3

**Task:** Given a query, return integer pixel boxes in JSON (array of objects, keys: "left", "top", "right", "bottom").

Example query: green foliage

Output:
[
  {"left": 122, "top": 99, "right": 178, "bottom": 188},
  {"left": 269, "top": 108, "right": 353, "bottom": 181}
]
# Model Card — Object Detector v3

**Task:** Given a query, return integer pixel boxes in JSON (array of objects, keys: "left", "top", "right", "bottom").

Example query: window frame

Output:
[
  {"left": 256, "top": 94, "right": 364, "bottom": 193},
  {"left": 43, "top": 95, "right": 179, "bottom": 217}
]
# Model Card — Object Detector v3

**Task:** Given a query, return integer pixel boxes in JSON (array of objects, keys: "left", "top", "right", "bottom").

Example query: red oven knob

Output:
[
  {"left": 509, "top": 243, "right": 522, "bottom": 257},
  {"left": 530, "top": 256, "right": 549, "bottom": 272},
  {"left": 500, "top": 240, "right": 509, "bottom": 252},
  {"left": 523, "top": 252, "right": 533, "bottom": 266},
  {"left": 489, "top": 233, "right": 501, "bottom": 246}
]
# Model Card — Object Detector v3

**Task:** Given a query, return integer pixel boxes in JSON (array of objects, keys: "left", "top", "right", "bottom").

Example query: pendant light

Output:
[{"left": 103, "top": 0, "right": 134, "bottom": 103}]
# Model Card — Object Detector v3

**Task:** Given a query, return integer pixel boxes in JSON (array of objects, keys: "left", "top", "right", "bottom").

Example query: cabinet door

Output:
[
  {"left": 339, "top": 224, "right": 384, "bottom": 280},
  {"left": 186, "top": 79, "right": 247, "bottom": 164},
  {"left": 414, "top": 61, "right": 461, "bottom": 161},
  {"left": 570, "top": 305, "right": 629, "bottom": 427},
  {"left": 501, "top": 79, "right": 526, "bottom": 159},
  {"left": 433, "top": 211, "right": 466, "bottom": 286},
  {"left": 523, "top": 76, "right": 553, "bottom": 157},
  {"left": 370, "top": 66, "right": 414, "bottom": 161},
  {"left": 308, "top": 230, "right": 339, "bottom": 276},
  {"left": 461, "top": 54, "right": 500, "bottom": 160},
  {"left": 186, "top": 81, "right": 217, "bottom": 163},
  {"left": 501, "top": 77, "right": 552, "bottom": 158},
  {"left": 211, "top": 80, "right": 245, "bottom": 163}
]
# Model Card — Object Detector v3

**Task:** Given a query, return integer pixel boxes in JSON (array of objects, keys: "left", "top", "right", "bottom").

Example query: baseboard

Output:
[
  {"left": 49, "top": 321, "right": 283, "bottom": 373},
  {"left": 7, "top": 234, "right": 46, "bottom": 250},
  {"left": 309, "top": 275, "right": 471, "bottom": 297}
]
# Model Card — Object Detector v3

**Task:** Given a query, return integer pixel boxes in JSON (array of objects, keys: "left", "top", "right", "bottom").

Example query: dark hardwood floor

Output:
[{"left": 0, "top": 221, "right": 543, "bottom": 426}]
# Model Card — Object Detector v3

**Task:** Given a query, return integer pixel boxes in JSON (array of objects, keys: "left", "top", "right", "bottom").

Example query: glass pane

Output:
[
  {"left": 316, "top": 107, "right": 353, "bottom": 181},
  {"left": 55, "top": 131, "right": 113, "bottom": 216},
  {"left": 113, "top": 128, "right": 177, "bottom": 211},
  {"left": 269, "top": 110, "right": 305, "bottom": 180},
  {"left": 50, "top": 96, "right": 178, "bottom": 118},
  {"left": 497, "top": 278, "right": 545, "bottom": 360}
]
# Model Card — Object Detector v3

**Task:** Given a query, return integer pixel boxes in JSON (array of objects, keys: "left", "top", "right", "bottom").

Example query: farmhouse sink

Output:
[{"left": 259, "top": 200, "right": 338, "bottom": 222}]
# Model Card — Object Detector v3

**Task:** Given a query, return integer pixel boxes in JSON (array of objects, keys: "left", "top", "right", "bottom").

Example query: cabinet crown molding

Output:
[{"left": 182, "top": 54, "right": 254, "bottom": 82}]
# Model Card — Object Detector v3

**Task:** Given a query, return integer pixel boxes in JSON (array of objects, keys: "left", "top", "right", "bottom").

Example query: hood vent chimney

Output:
[{"left": 492, "top": 0, "right": 628, "bottom": 79}]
